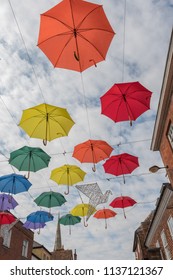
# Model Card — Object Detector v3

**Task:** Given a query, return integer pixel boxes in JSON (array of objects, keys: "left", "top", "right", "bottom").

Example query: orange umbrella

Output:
[
  {"left": 37, "top": 0, "right": 115, "bottom": 72},
  {"left": 93, "top": 208, "right": 117, "bottom": 229},
  {"left": 72, "top": 139, "right": 113, "bottom": 171}
]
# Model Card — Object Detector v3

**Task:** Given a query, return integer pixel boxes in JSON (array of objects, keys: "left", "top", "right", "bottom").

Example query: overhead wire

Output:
[{"left": 0, "top": 1, "right": 162, "bottom": 233}]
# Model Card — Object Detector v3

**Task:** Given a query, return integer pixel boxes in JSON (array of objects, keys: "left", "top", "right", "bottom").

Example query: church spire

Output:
[{"left": 54, "top": 213, "right": 63, "bottom": 251}]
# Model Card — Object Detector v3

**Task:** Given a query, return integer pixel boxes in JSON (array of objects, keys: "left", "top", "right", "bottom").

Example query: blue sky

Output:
[{"left": 0, "top": 0, "right": 173, "bottom": 260}]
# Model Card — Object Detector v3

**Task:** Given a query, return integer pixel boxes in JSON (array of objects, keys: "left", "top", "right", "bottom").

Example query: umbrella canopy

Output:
[
  {"left": 9, "top": 146, "right": 51, "bottom": 178},
  {"left": 34, "top": 191, "right": 66, "bottom": 211},
  {"left": 103, "top": 153, "right": 139, "bottom": 183},
  {"left": 109, "top": 196, "right": 137, "bottom": 219},
  {"left": 75, "top": 182, "right": 112, "bottom": 221},
  {"left": 59, "top": 213, "right": 81, "bottom": 234},
  {"left": 70, "top": 203, "right": 96, "bottom": 226},
  {"left": 50, "top": 164, "right": 86, "bottom": 194},
  {"left": 93, "top": 208, "right": 117, "bottom": 229},
  {"left": 37, "top": 0, "right": 115, "bottom": 72},
  {"left": 27, "top": 210, "right": 54, "bottom": 224},
  {"left": 23, "top": 220, "right": 46, "bottom": 230},
  {"left": 19, "top": 103, "right": 75, "bottom": 145},
  {"left": 0, "top": 174, "right": 32, "bottom": 194},
  {"left": 100, "top": 81, "right": 152, "bottom": 125},
  {"left": 0, "top": 212, "right": 16, "bottom": 225},
  {"left": 72, "top": 139, "right": 113, "bottom": 171},
  {"left": 0, "top": 194, "right": 18, "bottom": 211}
]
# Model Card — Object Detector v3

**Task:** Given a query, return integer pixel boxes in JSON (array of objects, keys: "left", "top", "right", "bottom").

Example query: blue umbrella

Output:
[
  {"left": 27, "top": 210, "right": 54, "bottom": 224},
  {"left": 0, "top": 174, "right": 32, "bottom": 194},
  {"left": 0, "top": 193, "right": 18, "bottom": 211}
]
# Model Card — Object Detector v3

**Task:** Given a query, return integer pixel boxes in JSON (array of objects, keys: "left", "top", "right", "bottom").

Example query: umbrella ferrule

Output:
[{"left": 73, "top": 29, "right": 77, "bottom": 37}]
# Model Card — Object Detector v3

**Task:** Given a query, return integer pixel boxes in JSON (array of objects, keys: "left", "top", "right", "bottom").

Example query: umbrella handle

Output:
[
  {"left": 43, "top": 139, "right": 47, "bottom": 146},
  {"left": 92, "top": 164, "right": 96, "bottom": 172},
  {"left": 105, "top": 218, "right": 107, "bottom": 229},
  {"left": 123, "top": 208, "right": 126, "bottom": 219},
  {"left": 24, "top": 171, "right": 30, "bottom": 179},
  {"left": 84, "top": 217, "right": 88, "bottom": 227},
  {"left": 64, "top": 186, "right": 69, "bottom": 195}
]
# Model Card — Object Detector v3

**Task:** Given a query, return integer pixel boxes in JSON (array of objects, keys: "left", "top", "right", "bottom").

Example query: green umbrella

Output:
[
  {"left": 34, "top": 191, "right": 66, "bottom": 212},
  {"left": 59, "top": 214, "right": 81, "bottom": 234},
  {"left": 9, "top": 146, "right": 51, "bottom": 178}
]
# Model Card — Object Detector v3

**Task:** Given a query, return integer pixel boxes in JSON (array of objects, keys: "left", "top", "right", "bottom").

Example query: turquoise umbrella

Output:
[
  {"left": 59, "top": 214, "right": 81, "bottom": 234},
  {"left": 34, "top": 191, "right": 66, "bottom": 213},
  {"left": 9, "top": 146, "right": 51, "bottom": 178}
]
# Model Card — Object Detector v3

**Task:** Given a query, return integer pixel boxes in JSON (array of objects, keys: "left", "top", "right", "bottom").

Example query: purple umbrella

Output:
[
  {"left": 0, "top": 193, "right": 18, "bottom": 211},
  {"left": 23, "top": 220, "right": 46, "bottom": 230}
]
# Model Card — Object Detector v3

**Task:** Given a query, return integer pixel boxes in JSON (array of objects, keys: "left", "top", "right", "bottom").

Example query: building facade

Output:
[
  {"left": 133, "top": 183, "right": 173, "bottom": 259},
  {"left": 32, "top": 241, "right": 52, "bottom": 260},
  {"left": 133, "top": 29, "right": 173, "bottom": 260},
  {"left": 0, "top": 219, "right": 34, "bottom": 260},
  {"left": 150, "top": 29, "right": 173, "bottom": 184}
]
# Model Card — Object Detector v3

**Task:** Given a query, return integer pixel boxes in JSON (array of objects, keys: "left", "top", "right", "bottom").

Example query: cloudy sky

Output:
[{"left": 0, "top": 0, "right": 173, "bottom": 260}]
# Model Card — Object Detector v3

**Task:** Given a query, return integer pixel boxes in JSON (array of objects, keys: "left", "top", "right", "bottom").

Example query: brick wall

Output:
[
  {"left": 149, "top": 204, "right": 173, "bottom": 259},
  {"left": 0, "top": 221, "right": 34, "bottom": 260},
  {"left": 160, "top": 96, "right": 173, "bottom": 185}
]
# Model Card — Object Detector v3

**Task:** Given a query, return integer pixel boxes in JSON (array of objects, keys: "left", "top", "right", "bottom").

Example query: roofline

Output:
[
  {"left": 145, "top": 183, "right": 173, "bottom": 247},
  {"left": 151, "top": 28, "right": 173, "bottom": 151}
]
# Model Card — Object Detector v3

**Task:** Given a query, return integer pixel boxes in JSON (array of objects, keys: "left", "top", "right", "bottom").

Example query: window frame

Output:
[
  {"left": 22, "top": 239, "right": 29, "bottom": 258},
  {"left": 167, "top": 121, "right": 173, "bottom": 150},
  {"left": 167, "top": 216, "right": 173, "bottom": 238},
  {"left": 161, "top": 230, "right": 172, "bottom": 259}
]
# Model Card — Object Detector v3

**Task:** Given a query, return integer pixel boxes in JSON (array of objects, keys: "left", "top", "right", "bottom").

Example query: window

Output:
[
  {"left": 1, "top": 225, "right": 11, "bottom": 248},
  {"left": 168, "top": 216, "right": 173, "bottom": 238},
  {"left": 22, "top": 240, "right": 29, "bottom": 258},
  {"left": 161, "top": 230, "right": 172, "bottom": 259},
  {"left": 167, "top": 122, "right": 173, "bottom": 149}
]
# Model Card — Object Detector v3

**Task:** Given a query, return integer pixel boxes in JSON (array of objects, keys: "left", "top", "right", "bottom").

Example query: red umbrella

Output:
[
  {"left": 37, "top": 0, "right": 115, "bottom": 72},
  {"left": 93, "top": 208, "right": 117, "bottom": 229},
  {"left": 100, "top": 81, "right": 152, "bottom": 125},
  {"left": 103, "top": 153, "right": 139, "bottom": 183},
  {"left": 72, "top": 139, "right": 113, "bottom": 171},
  {"left": 0, "top": 212, "right": 16, "bottom": 225},
  {"left": 109, "top": 196, "right": 137, "bottom": 219}
]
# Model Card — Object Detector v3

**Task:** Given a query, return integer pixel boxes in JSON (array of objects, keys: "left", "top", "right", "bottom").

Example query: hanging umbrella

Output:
[
  {"left": 0, "top": 194, "right": 18, "bottom": 211},
  {"left": 19, "top": 103, "right": 75, "bottom": 145},
  {"left": 0, "top": 212, "right": 16, "bottom": 225},
  {"left": 109, "top": 196, "right": 137, "bottom": 219},
  {"left": 50, "top": 164, "right": 86, "bottom": 195},
  {"left": 100, "top": 81, "right": 152, "bottom": 125},
  {"left": 37, "top": 0, "right": 115, "bottom": 72},
  {"left": 93, "top": 208, "right": 117, "bottom": 229},
  {"left": 72, "top": 139, "right": 113, "bottom": 171},
  {"left": 27, "top": 210, "right": 54, "bottom": 224},
  {"left": 23, "top": 220, "right": 46, "bottom": 230},
  {"left": 103, "top": 153, "right": 139, "bottom": 183},
  {"left": 59, "top": 214, "right": 81, "bottom": 235},
  {"left": 9, "top": 146, "right": 51, "bottom": 178},
  {"left": 70, "top": 203, "right": 96, "bottom": 227},
  {"left": 34, "top": 191, "right": 66, "bottom": 212},
  {"left": 75, "top": 182, "right": 112, "bottom": 221},
  {"left": 0, "top": 174, "right": 32, "bottom": 194}
]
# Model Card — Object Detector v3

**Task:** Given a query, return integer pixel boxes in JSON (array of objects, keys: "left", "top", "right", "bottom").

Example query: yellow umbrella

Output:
[
  {"left": 19, "top": 103, "right": 75, "bottom": 145},
  {"left": 70, "top": 203, "right": 96, "bottom": 227},
  {"left": 50, "top": 164, "right": 86, "bottom": 195}
]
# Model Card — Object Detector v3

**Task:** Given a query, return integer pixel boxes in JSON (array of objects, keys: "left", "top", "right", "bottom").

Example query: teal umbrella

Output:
[
  {"left": 59, "top": 214, "right": 81, "bottom": 234},
  {"left": 34, "top": 191, "right": 66, "bottom": 213},
  {"left": 9, "top": 146, "right": 51, "bottom": 178}
]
